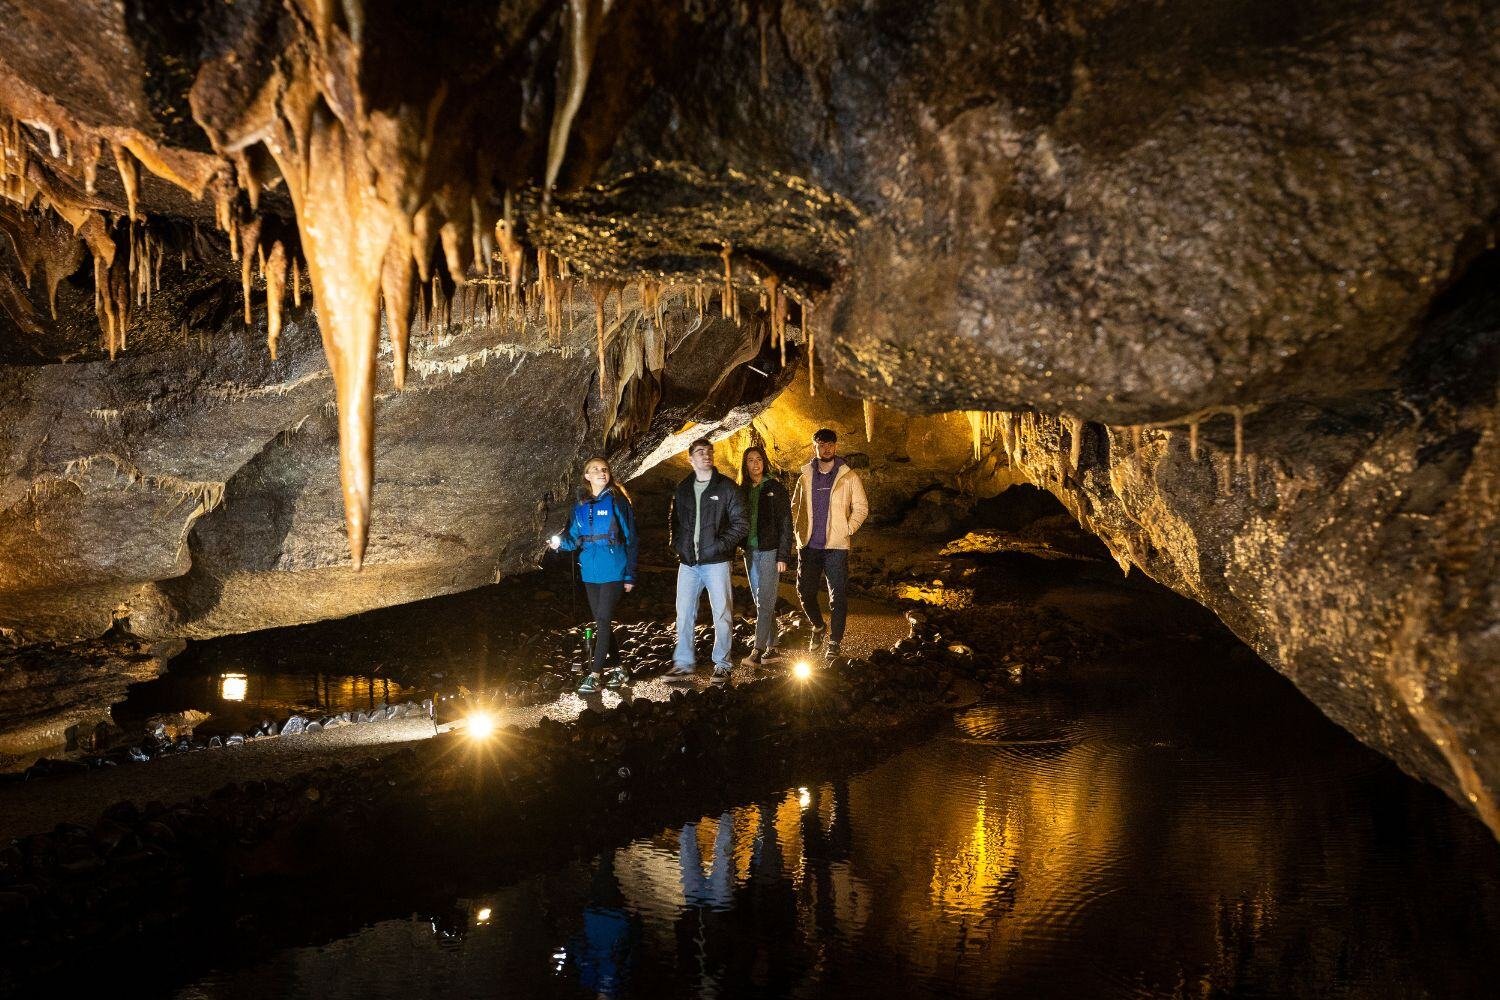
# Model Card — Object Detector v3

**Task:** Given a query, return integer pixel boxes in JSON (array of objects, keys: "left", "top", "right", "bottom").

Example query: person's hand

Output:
[
  {"left": 777, "top": 561, "right": 787, "bottom": 573},
  {"left": 623, "top": 582, "right": 635, "bottom": 592}
]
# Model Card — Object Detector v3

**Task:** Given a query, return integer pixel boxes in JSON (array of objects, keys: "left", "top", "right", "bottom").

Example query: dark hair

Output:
[
  {"left": 687, "top": 437, "right": 714, "bottom": 456},
  {"left": 813, "top": 427, "right": 838, "bottom": 444},
  {"left": 739, "top": 445, "right": 772, "bottom": 486},
  {"left": 579, "top": 456, "right": 631, "bottom": 503}
]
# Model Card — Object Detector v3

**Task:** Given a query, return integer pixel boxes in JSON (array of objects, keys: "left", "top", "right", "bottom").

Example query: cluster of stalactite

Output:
[{"left": 0, "top": 0, "right": 828, "bottom": 572}]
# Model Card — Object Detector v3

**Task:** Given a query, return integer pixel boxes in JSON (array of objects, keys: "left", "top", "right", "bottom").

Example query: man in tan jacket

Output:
[{"left": 791, "top": 427, "right": 869, "bottom": 657}]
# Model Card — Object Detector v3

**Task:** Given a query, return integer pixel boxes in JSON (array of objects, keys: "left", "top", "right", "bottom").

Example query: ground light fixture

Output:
[
  {"left": 465, "top": 709, "right": 497, "bottom": 740},
  {"left": 792, "top": 659, "right": 814, "bottom": 681}
]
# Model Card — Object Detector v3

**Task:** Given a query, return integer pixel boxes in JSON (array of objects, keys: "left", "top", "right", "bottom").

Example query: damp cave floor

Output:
[{"left": 0, "top": 590, "right": 910, "bottom": 845}]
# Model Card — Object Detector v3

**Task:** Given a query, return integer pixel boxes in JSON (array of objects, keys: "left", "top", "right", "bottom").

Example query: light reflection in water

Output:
[{"left": 176, "top": 680, "right": 1500, "bottom": 1000}]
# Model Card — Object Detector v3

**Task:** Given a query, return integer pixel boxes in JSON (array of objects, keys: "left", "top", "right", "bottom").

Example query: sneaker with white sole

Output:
[
  {"left": 808, "top": 626, "right": 826, "bottom": 650},
  {"left": 758, "top": 648, "right": 783, "bottom": 664},
  {"left": 666, "top": 662, "right": 696, "bottom": 678},
  {"left": 576, "top": 674, "right": 601, "bottom": 695},
  {"left": 604, "top": 668, "right": 628, "bottom": 689},
  {"left": 741, "top": 649, "right": 763, "bottom": 668},
  {"left": 825, "top": 640, "right": 842, "bottom": 659},
  {"left": 711, "top": 667, "right": 732, "bottom": 686}
]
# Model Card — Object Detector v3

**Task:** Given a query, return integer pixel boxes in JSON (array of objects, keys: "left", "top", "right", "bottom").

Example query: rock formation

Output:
[{"left": 0, "top": 1, "right": 1496, "bottom": 832}]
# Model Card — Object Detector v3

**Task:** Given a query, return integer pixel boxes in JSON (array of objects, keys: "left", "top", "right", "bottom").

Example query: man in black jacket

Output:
[{"left": 668, "top": 438, "right": 749, "bottom": 683}]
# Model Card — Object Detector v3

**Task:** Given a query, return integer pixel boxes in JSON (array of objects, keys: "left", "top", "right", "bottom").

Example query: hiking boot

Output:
[
  {"left": 741, "top": 648, "right": 763, "bottom": 668},
  {"left": 666, "top": 662, "right": 696, "bottom": 678},
  {"left": 758, "top": 647, "right": 783, "bottom": 664},
  {"left": 825, "top": 640, "right": 842, "bottom": 659},
  {"left": 604, "top": 668, "right": 628, "bottom": 690},
  {"left": 576, "top": 674, "right": 601, "bottom": 695},
  {"left": 711, "top": 667, "right": 733, "bottom": 686}
]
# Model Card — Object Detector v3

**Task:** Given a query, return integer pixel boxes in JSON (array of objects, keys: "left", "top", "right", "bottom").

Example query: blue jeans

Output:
[
  {"left": 744, "top": 548, "right": 781, "bottom": 653},
  {"left": 674, "top": 560, "right": 734, "bottom": 670},
  {"left": 797, "top": 546, "right": 848, "bottom": 642}
]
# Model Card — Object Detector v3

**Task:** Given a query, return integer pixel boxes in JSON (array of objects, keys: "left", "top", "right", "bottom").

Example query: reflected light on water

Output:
[{"left": 219, "top": 673, "right": 248, "bottom": 702}]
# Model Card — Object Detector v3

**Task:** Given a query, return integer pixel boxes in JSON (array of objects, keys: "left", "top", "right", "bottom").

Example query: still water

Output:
[{"left": 175, "top": 644, "right": 1500, "bottom": 999}]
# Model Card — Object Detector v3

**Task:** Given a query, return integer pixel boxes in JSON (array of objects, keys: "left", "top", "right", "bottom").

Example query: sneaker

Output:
[
  {"left": 576, "top": 674, "right": 601, "bottom": 695},
  {"left": 808, "top": 626, "right": 826, "bottom": 650},
  {"left": 711, "top": 667, "right": 733, "bottom": 686},
  {"left": 741, "top": 649, "right": 763, "bottom": 668},
  {"left": 604, "top": 668, "right": 628, "bottom": 689},
  {"left": 666, "top": 662, "right": 696, "bottom": 678},
  {"left": 758, "top": 647, "right": 783, "bottom": 663},
  {"left": 825, "top": 640, "right": 842, "bottom": 659}
]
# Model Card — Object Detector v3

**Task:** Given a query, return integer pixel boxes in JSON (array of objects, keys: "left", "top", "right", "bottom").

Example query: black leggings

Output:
[{"left": 584, "top": 581, "right": 625, "bottom": 673}]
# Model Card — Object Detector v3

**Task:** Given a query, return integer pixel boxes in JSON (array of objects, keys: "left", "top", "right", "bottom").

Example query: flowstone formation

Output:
[{"left": 0, "top": 1, "right": 1497, "bottom": 831}]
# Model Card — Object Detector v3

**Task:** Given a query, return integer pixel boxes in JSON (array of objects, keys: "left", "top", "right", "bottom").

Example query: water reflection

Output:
[{"left": 177, "top": 670, "right": 1500, "bottom": 1000}]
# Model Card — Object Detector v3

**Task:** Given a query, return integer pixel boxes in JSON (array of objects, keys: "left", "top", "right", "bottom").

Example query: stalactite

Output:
[
  {"left": 265, "top": 241, "right": 287, "bottom": 360},
  {"left": 439, "top": 217, "right": 471, "bottom": 284},
  {"left": 545, "top": 0, "right": 608, "bottom": 205},
  {"left": 111, "top": 143, "right": 140, "bottom": 221},
  {"left": 863, "top": 399, "right": 877, "bottom": 444},
  {"left": 381, "top": 231, "right": 415, "bottom": 389},
  {"left": 412, "top": 205, "right": 436, "bottom": 284},
  {"left": 1067, "top": 415, "right": 1083, "bottom": 471},
  {"left": 240, "top": 217, "right": 262, "bottom": 324},
  {"left": 263, "top": 101, "right": 403, "bottom": 571},
  {"left": 291, "top": 256, "right": 302, "bottom": 307},
  {"left": 496, "top": 193, "right": 524, "bottom": 315},
  {"left": 590, "top": 281, "right": 612, "bottom": 397},
  {"left": 1189, "top": 419, "right": 1200, "bottom": 461},
  {"left": 720, "top": 243, "right": 734, "bottom": 319},
  {"left": 1131, "top": 425, "right": 1142, "bottom": 455},
  {"left": 964, "top": 412, "right": 985, "bottom": 461}
]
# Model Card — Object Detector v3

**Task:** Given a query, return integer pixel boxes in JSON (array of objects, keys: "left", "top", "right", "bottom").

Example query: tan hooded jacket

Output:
[{"left": 791, "top": 459, "right": 869, "bottom": 550}]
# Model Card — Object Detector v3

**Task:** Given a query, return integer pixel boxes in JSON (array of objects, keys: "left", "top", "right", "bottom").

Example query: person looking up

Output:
[
  {"left": 550, "top": 456, "right": 638, "bottom": 694},
  {"left": 668, "top": 438, "right": 749, "bottom": 684},
  {"left": 791, "top": 428, "right": 867, "bottom": 658}
]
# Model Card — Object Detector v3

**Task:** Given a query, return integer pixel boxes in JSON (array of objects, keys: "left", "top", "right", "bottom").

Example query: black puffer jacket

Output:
[
  {"left": 669, "top": 470, "right": 749, "bottom": 566},
  {"left": 745, "top": 476, "right": 794, "bottom": 564}
]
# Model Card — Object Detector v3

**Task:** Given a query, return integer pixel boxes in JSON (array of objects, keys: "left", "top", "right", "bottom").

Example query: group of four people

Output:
[{"left": 550, "top": 428, "right": 868, "bottom": 693}]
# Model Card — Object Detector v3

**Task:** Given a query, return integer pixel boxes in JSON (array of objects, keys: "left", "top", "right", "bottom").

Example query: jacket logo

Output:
[{"left": 709, "top": 494, "right": 719, "bottom": 500}]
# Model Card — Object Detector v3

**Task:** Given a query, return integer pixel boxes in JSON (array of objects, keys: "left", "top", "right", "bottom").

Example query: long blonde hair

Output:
[{"left": 580, "top": 456, "right": 632, "bottom": 503}]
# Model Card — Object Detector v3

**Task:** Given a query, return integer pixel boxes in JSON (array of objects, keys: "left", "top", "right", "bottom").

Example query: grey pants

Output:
[{"left": 744, "top": 548, "right": 781, "bottom": 653}]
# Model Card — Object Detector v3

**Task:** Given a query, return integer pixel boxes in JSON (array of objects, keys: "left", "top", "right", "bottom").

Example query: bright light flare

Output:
[
  {"left": 798, "top": 786, "right": 811, "bottom": 809},
  {"left": 792, "top": 660, "right": 813, "bottom": 681},
  {"left": 466, "top": 710, "right": 497, "bottom": 740},
  {"left": 476, "top": 906, "right": 492, "bottom": 923},
  {"left": 220, "top": 673, "right": 248, "bottom": 701}
]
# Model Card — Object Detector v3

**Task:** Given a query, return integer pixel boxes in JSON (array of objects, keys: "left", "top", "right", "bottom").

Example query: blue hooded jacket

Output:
[{"left": 557, "top": 486, "right": 639, "bottom": 585}]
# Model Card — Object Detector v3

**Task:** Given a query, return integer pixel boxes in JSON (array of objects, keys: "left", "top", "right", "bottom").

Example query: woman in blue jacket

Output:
[{"left": 549, "top": 457, "right": 639, "bottom": 693}]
